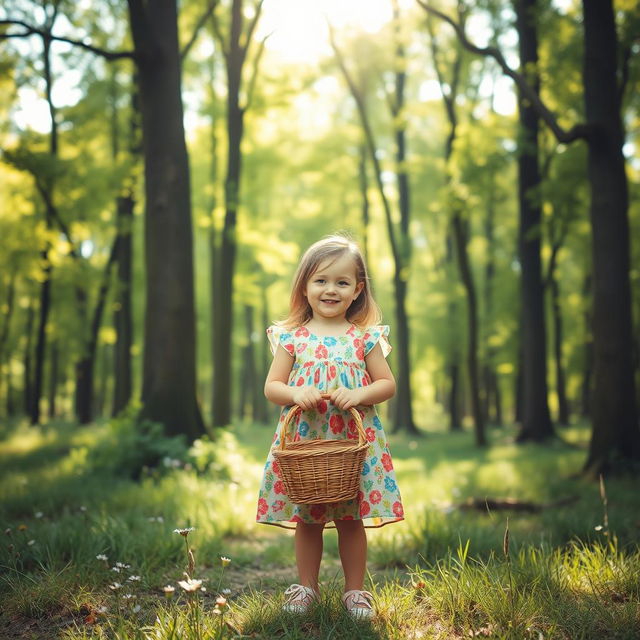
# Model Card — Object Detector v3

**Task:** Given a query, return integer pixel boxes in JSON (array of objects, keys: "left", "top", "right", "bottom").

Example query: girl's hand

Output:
[
  {"left": 330, "top": 387, "right": 364, "bottom": 410},
  {"left": 292, "top": 386, "right": 322, "bottom": 411}
]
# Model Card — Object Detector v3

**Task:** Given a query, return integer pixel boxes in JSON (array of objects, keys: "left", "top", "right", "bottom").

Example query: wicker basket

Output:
[{"left": 273, "top": 394, "right": 369, "bottom": 504}]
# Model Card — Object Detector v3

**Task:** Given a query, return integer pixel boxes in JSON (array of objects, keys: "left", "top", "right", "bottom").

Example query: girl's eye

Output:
[
  {"left": 315, "top": 279, "right": 325, "bottom": 284},
  {"left": 339, "top": 281, "right": 349, "bottom": 286}
]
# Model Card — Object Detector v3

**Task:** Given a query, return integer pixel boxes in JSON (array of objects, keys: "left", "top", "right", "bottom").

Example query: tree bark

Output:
[
  {"left": 550, "top": 273, "right": 569, "bottom": 425},
  {"left": 330, "top": 15, "right": 417, "bottom": 433},
  {"left": 112, "top": 193, "right": 134, "bottom": 416},
  {"left": 30, "top": 17, "right": 58, "bottom": 425},
  {"left": 112, "top": 77, "right": 138, "bottom": 417},
  {"left": 23, "top": 299, "right": 35, "bottom": 417},
  {"left": 75, "top": 240, "right": 118, "bottom": 423},
  {"left": 514, "top": 0, "right": 554, "bottom": 442},
  {"left": 452, "top": 215, "right": 486, "bottom": 445},
  {"left": 482, "top": 175, "right": 502, "bottom": 426},
  {"left": 582, "top": 0, "right": 639, "bottom": 474},
  {"left": 0, "top": 270, "right": 16, "bottom": 418},
  {"left": 47, "top": 339, "right": 58, "bottom": 419},
  {"left": 417, "top": 0, "right": 640, "bottom": 472},
  {"left": 128, "top": 0, "right": 205, "bottom": 440},
  {"left": 211, "top": 0, "right": 264, "bottom": 427},
  {"left": 445, "top": 235, "right": 462, "bottom": 432},
  {"left": 448, "top": 360, "right": 462, "bottom": 431},
  {"left": 358, "top": 143, "right": 371, "bottom": 264},
  {"left": 390, "top": 4, "right": 418, "bottom": 434},
  {"left": 580, "top": 273, "right": 593, "bottom": 419},
  {"left": 427, "top": 6, "right": 484, "bottom": 443},
  {"left": 212, "top": 0, "right": 246, "bottom": 426}
]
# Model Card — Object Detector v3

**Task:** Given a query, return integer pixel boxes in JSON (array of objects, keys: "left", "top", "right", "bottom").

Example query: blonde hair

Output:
[{"left": 278, "top": 234, "right": 381, "bottom": 330}]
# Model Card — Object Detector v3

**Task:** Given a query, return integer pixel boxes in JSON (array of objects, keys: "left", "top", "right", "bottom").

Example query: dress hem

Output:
[{"left": 256, "top": 517, "right": 404, "bottom": 531}]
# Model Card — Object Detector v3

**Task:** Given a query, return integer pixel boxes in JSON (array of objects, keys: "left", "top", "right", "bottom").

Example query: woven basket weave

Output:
[{"left": 273, "top": 394, "right": 369, "bottom": 504}]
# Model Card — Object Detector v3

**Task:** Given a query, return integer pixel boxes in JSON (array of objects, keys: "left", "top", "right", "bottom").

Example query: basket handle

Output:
[{"left": 278, "top": 393, "right": 367, "bottom": 451}]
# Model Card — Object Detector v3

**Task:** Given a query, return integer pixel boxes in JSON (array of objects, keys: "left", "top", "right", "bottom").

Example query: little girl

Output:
[{"left": 256, "top": 234, "right": 404, "bottom": 619}]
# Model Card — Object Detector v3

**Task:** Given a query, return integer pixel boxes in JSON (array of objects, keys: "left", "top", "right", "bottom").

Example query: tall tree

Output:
[
  {"left": 330, "top": 21, "right": 418, "bottom": 434},
  {"left": 580, "top": 0, "right": 638, "bottom": 473},
  {"left": 2, "top": 0, "right": 210, "bottom": 437},
  {"left": 112, "top": 71, "right": 138, "bottom": 417},
  {"left": 210, "top": 0, "right": 266, "bottom": 427},
  {"left": 128, "top": 0, "right": 205, "bottom": 439},
  {"left": 426, "top": 3, "right": 486, "bottom": 445},
  {"left": 513, "top": 0, "right": 554, "bottom": 442},
  {"left": 417, "top": 0, "right": 640, "bottom": 473}
]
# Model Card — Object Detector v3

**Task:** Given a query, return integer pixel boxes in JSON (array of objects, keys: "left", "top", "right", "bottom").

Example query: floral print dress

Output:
[{"left": 256, "top": 323, "right": 404, "bottom": 529}]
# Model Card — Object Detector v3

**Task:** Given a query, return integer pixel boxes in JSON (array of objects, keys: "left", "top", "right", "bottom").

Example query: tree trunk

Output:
[
  {"left": 582, "top": 0, "right": 639, "bottom": 474},
  {"left": 514, "top": 0, "right": 554, "bottom": 443},
  {"left": 47, "top": 340, "right": 58, "bottom": 419},
  {"left": 0, "top": 270, "right": 16, "bottom": 418},
  {"left": 237, "top": 304, "right": 258, "bottom": 421},
  {"left": 30, "top": 25, "right": 59, "bottom": 426},
  {"left": 550, "top": 274, "right": 569, "bottom": 425},
  {"left": 24, "top": 299, "right": 35, "bottom": 417},
  {"left": 254, "top": 286, "right": 270, "bottom": 424},
  {"left": 483, "top": 174, "right": 502, "bottom": 426},
  {"left": 75, "top": 240, "right": 118, "bottom": 424},
  {"left": 452, "top": 215, "right": 486, "bottom": 445},
  {"left": 427, "top": 6, "right": 483, "bottom": 441},
  {"left": 448, "top": 360, "right": 462, "bottom": 431},
  {"left": 580, "top": 273, "right": 593, "bottom": 419},
  {"left": 391, "top": 12, "right": 418, "bottom": 435},
  {"left": 212, "top": 0, "right": 246, "bottom": 427},
  {"left": 31, "top": 249, "right": 51, "bottom": 425},
  {"left": 358, "top": 143, "right": 370, "bottom": 264},
  {"left": 445, "top": 233, "right": 462, "bottom": 432},
  {"left": 112, "top": 77, "right": 138, "bottom": 417},
  {"left": 96, "top": 342, "right": 110, "bottom": 418},
  {"left": 112, "top": 193, "right": 134, "bottom": 416},
  {"left": 514, "top": 331, "right": 523, "bottom": 424},
  {"left": 128, "top": 0, "right": 205, "bottom": 440}
]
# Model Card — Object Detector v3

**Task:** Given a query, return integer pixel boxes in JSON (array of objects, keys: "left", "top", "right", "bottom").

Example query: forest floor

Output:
[{"left": 1, "top": 413, "right": 639, "bottom": 639}]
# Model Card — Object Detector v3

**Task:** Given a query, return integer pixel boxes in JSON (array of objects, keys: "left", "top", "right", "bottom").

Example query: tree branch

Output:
[
  {"left": 243, "top": 32, "right": 270, "bottom": 112},
  {"left": 0, "top": 19, "right": 135, "bottom": 60},
  {"left": 328, "top": 23, "right": 400, "bottom": 269},
  {"left": 181, "top": 0, "right": 219, "bottom": 61},
  {"left": 210, "top": 9, "right": 229, "bottom": 66},
  {"left": 415, "top": 1, "right": 591, "bottom": 144},
  {"left": 242, "top": 0, "right": 265, "bottom": 58}
]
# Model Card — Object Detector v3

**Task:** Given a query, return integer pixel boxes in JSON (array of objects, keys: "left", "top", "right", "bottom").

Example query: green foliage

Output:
[
  {"left": 83, "top": 407, "right": 188, "bottom": 480},
  {"left": 1, "top": 418, "right": 639, "bottom": 638}
]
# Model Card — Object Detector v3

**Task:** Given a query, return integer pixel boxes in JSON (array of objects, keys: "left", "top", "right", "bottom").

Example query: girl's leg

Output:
[
  {"left": 334, "top": 519, "right": 367, "bottom": 591},
  {"left": 295, "top": 522, "right": 325, "bottom": 592}
]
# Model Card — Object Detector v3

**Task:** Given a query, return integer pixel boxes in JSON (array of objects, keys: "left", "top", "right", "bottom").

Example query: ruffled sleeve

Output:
[
  {"left": 363, "top": 325, "right": 392, "bottom": 358},
  {"left": 266, "top": 325, "right": 295, "bottom": 357}
]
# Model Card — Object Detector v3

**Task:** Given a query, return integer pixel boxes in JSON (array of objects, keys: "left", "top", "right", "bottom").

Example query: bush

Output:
[{"left": 84, "top": 406, "right": 188, "bottom": 480}]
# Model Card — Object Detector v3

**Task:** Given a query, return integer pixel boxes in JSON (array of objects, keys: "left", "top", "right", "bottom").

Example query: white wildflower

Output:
[{"left": 178, "top": 578, "right": 203, "bottom": 592}]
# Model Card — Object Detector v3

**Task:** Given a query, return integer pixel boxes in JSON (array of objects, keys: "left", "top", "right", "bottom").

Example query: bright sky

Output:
[
  {"left": 256, "top": 0, "right": 398, "bottom": 63},
  {"left": 12, "top": 0, "right": 516, "bottom": 134}
]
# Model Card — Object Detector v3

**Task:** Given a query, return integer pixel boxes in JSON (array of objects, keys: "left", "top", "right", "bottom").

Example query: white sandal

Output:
[
  {"left": 342, "top": 589, "right": 374, "bottom": 620},
  {"left": 282, "top": 583, "right": 319, "bottom": 614}
]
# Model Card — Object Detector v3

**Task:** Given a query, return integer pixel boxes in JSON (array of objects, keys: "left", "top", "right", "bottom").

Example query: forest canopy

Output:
[{"left": 0, "top": 0, "right": 638, "bottom": 476}]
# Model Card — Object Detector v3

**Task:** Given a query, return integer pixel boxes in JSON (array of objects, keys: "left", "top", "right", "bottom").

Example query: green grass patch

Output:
[{"left": 1, "top": 416, "right": 638, "bottom": 638}]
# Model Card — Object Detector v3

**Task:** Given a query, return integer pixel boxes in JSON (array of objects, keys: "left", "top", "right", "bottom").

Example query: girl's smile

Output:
[{"left": 305, "top": 254, "right": 364, "bottom": 323}]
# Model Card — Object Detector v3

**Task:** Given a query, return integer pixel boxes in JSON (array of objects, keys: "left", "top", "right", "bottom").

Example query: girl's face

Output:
[{"left": 305, "top": 253, "right": 364, "bottom": 323}]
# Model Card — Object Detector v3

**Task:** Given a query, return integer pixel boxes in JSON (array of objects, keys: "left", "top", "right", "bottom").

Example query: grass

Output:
[{"left": 1, "top": 414, "right": 639, "bottom": 639}]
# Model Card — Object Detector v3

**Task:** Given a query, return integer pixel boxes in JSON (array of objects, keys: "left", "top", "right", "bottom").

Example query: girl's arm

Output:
[
  {"left": 264, "top": 345, "right": 321, "bottom": 409},
  {"left": 330, "top": 343, "right": 396, "bottom": 410}
]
